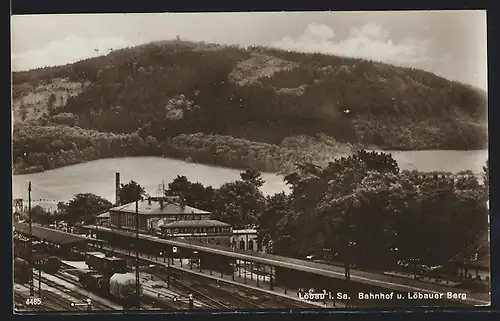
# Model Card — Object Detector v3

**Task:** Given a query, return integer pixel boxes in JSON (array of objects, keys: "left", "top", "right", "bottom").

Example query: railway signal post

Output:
[
  {"left": 173, "top": 294, "right": 194, "bottom": 309},
  {"left": 38, "top": 263, "right": 41, "bottom": 297},
  {"left": 167, "top": 250, "right": 171, "bottom": 288},
  {"left": 70, "top": 299, "right": 92, "bottom": 311}
]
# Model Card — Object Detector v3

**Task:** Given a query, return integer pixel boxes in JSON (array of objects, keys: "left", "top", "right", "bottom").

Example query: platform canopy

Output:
[{"left": 14, "top": 222, "right": 88, "bottom": 246}]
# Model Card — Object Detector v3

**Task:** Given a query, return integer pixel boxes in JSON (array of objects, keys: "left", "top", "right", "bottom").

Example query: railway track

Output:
[
  {"left": 242, "top": 286, "right": 318, "bottom": 308},
  {"left": 14, "top": 291, "right": 57, "bottom": 312},
  {"left": 190, "top": 281, "right": 264, "bottom": 309},
  {"left": 95, "top": 245, "right": 321, "bottom": 309},
  {"left": 53, "top": 271, "right": 118, "bottom": 310},
  {"left": 14, "top": 283, "right": 69, "bottom": 312},
  {"left": 32, "top": 273, "right": 116, "bottom": 311},
  {"left": 59, "top": 260, "right": 172, "bottom": 310},
  {"left": 169, "top": 277, "right": 229, "bottom": 309},
  {"left": 31, "top": 275, "right": 87, "bottom": 311}
]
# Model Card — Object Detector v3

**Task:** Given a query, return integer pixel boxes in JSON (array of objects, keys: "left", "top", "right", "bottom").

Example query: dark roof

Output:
[
  {"left": 86, "top": 251, "right": 125, "bottom": 262},
  {"left": 109, "top": 199, "right": 210, "bottom": 216},
  {"left": 159, "top": 219, "right": 230, "bottom": 229},
  {"left": 14, "top": 222, "right": 88, "bottom": 245},
  {"left": 449, "top": 232, "right": 490, "bottom": 269}
]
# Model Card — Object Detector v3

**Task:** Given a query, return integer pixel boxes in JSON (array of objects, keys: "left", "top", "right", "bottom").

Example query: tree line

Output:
[{"left": 13, "top": 123, "right": 355, "bottom": 175}]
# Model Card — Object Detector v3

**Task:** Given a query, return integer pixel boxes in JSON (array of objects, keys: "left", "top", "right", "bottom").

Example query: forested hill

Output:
[{"left": 12, "top": 40, "right": 488, "bottom": 175}]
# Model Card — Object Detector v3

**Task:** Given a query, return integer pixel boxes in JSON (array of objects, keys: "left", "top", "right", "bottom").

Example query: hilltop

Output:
[{"left": 12, "top": 40, "right": 488, "bottom": 175}]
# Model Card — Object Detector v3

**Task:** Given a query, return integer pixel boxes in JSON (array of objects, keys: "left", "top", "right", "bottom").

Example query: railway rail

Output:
[
  {"left": 92, "top": 244, "right": 321, "bottom": 309},
  {"left": 190, "top": 281, "right": 264, "bottom": 309},
  {"left": 81, "top": 225, "right": 489, "bottom": 307},
  {"left": 169, "top": 277, "right": 229, "bottom": 309},
  {"left": 33, "top": 272, "right": 113, "bottom": 311},
  {"left": 14, "top": 290, "right": 57, "bottom": 312},
  {"left": 53, "top": 271, "right": 119, "bottom": 310}
]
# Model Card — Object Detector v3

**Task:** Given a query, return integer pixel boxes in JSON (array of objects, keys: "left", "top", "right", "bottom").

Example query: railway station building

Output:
[
  {"left": 231, "top": 228, "right": 267, "bottom": 252},
  {"left": 108, "top": 196, "right": 211, "bottom": 231},
  {"left": 158, "top": 219, "right": 232, "bottom": 246},
  {"left": 107, "top": 196, "right": 232, "bottom": 245}
]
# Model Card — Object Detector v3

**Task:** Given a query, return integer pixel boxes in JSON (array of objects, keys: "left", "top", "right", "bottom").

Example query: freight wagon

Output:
[
  {"left": 85, "top": 252, "right": 128, "bottom": 274},
  {"left": 78, "top": 271, "right": 143, "bottom": 308},
  {"left": 14, "top": 253, "right": 61, "bottom": 275}
]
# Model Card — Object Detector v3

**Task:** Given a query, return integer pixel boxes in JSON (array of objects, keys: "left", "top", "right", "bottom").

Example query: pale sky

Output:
[{"left": 11, "top": 11, "right": 488, "bottom": 91}]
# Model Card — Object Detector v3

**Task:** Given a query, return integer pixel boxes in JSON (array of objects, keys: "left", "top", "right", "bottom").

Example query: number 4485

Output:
[{"left": 26, "top": 298, "right": 42, "bottom": 305}]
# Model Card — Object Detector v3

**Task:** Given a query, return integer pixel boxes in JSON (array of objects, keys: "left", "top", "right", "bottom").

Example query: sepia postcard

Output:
[{"left": 11, "top": 11, "right": 490, "bottom": 313}]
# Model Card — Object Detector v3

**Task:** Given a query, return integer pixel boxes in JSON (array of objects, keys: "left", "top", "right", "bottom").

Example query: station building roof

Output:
[
  {"left": 233, "top": 229, "right": 258, "bottom": 235},
  {"left": 14, "top": 222, "right": 88, "bottom": 246},
  {"left": 158, "top": 219, "right": 230, "bottom": 229},
  {"left": 109, "top": 198, "right": 210, "bottom": 216}
]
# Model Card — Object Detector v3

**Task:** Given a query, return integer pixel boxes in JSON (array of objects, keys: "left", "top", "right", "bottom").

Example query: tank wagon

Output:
[{"left": 78, "top": 271, "right": 143, "bottom": 308}]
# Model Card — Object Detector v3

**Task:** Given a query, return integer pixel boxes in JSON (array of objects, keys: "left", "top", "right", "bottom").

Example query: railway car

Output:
[
  {"left": 85, "top": 252, "right": 128, "bottom": 274},
  {"left": 109, "top": 273, "right": 143, "bottom": 308},
  {"left": 78, "top": 271, "right": 142, "bottom": 308},
  {"left": 14, "top": 258, "right": 30, "bottom": 284},
  {"left": 31, "top": 254, "right": 61, "bottom": 274}
]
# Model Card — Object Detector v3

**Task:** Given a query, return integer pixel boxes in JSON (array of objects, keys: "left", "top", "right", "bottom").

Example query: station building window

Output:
[{"left": 248, "top": 240, "right": 254, "bottom": 251}]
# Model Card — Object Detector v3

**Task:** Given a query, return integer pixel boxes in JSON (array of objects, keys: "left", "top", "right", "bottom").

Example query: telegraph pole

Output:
[
  {"left": 135, "top": 200, "right": 140, "bottom": 310},
  {"left": 95, "top": 214, "right": 99, "bottom": 248},
  {"left": 344, "top": 200, "right": 352, "bottom": 307},
  {"left": 38, "top": 266, "right": 41, "bottom": 297},
  {"left": 167, "top": 250, "right": 170, "bottom": 289},
  {"left": 28, "top": 182, "right": 34, "bottom": 297}
]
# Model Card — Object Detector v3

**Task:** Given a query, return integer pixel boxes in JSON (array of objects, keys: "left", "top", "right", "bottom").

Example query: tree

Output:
[
  {"left": 165, "top": 176, "right": 215, "bottom": 211},
  {"left": 19, "top": 103, "right": 28, "bottom": 121},
  {"left": 264, "top": 150, "right": 489, "bottom": 267},
  {"left": 31, "top": 205, "right": 55, "bottom": 225},
  {"left": 57, "top": 201, "right": 68, "bottom": 215},
  {"left": 483, "top": 159, "right": 489, "bottom": 195},
  {"left": 51, "top": 112, "right": 79, "bottom": 126},
  {"left": 47, "top": 93, "right": 57, "bottom": 115},
  {"left": 213, "top": 180, "right": 266, "bottom": 228},
  {"left": 240, "top": 169, "right": 265, "bottom": 188},
  {"left": 258, "top": 192, "right": 290, "bottom": 247},
  {"left": 64, "top": 193, "right": 113, "bottom": 224},
  {"left": 119, "top": 180, "right": 147, "bottom": 204}
]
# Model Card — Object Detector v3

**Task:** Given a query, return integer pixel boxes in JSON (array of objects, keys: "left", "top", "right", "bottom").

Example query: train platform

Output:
[
  {"left": 83, "top": 225, "right": 489, "bottom": 304},
  {"left": 99, "top": 245, "right": 342, "bottom": 308},
  {"left": 15, "top": 223, "right": 88, "bottom": 246},
  {"left": 384, "top": 271, "right": 461, "bottom": 287}
]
